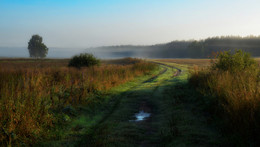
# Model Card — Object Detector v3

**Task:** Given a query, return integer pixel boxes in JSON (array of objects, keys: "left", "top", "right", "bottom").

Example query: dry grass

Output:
[
  {"left": 189, "top": 58, "right": 260, "bottom": 144},
  {"left": 155, "top": 58, "right": 260, "bottom": 68},
  {"left": 0, "top": 58, "right": 156, "bottom": 146},
  {"left": 102, "top": 57, "right": 142, "bottom": 65},
  {"left": 154, "top": 59, "right": 211, "bottom": 67}
]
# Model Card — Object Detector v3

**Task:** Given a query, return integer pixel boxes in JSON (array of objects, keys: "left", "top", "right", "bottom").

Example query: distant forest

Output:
[{"left": 89, "top": 36, "right": 260, "bottom": 58}]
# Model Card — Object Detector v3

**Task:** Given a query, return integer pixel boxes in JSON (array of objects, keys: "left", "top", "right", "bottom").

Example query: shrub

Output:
[
  {"left": 212, "top": 50, "right": 258, "bottom": 73},
  {"left": 68, "top": 53, "right": 100, "bottom": 68},
  {"left": 189, "top": 50, "right": 260, "bottom": 145}
]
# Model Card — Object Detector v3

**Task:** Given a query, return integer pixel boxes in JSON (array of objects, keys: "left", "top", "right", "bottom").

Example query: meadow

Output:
[
  {"left": 0, "top": 58, "right": 156, "bottom": 146},
  {"left": 1, "top": 54, "right": 260, "bottom": 146}
]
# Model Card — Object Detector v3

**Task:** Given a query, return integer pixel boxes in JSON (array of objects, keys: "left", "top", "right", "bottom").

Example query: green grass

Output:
[
  {"left": 77, "top": 65, "right": 174, "bottom": 147},
  {"left": 36, "top": 65, "right": 161, "bottom": 146},
  {"left": 148, "top": 61, "right": 223, "bottom": 146},
  {"left": 69, "top": 62, "right": 223, "bottom": 147}
]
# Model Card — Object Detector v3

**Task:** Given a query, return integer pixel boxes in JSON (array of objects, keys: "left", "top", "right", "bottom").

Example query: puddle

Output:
[{"left": 130, "top": 110, "right": 151, "bottom": 122}]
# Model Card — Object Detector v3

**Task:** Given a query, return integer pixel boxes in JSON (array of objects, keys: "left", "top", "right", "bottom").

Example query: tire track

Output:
[
  {"left": 78, "top": 65, "right": 170, "bottom": 146},
  {"left": 148, "top": 61, "right": 182, "bottom": 77},
  {"left": 143, "top": 67, "right": 167, "bottom": 83}
]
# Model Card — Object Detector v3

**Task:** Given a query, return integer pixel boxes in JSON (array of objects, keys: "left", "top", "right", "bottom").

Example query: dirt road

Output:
[
  {"left": 76, "top": 63, "right": 223, "bottom": 147},
  {"left": 40, "top": 63, "right": 223, "bottom": 147}
]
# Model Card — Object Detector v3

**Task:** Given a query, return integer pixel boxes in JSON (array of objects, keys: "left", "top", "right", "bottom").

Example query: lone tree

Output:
[{"left": 28, "top": 34, "right": 48, "bottom": 58}]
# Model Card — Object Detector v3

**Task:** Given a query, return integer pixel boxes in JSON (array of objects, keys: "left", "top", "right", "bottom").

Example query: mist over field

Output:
[
  {"left": 0, "top": 45, "right": 162, "bottom": 58},
  {"left": 0, "top": 47, "right": 84, "bottom": 58},
  {"left": 0, "top": 46, "right": 140, "bottom": 58},
  {"left": 3, "top": 35, "right": 260, "bottom": 59}
]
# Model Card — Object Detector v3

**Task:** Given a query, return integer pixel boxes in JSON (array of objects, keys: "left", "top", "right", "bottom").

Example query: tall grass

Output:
[
  {"left": 189, "top": 50, "right": 260, "bottom": 144},
  {"left": 0, "top": 59, "right": 156, "bottom": 146}
]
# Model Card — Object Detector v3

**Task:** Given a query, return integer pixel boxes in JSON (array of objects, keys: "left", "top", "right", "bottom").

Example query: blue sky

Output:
[{"left": 1, "top": 0, "right": 260, "bottom": 48}]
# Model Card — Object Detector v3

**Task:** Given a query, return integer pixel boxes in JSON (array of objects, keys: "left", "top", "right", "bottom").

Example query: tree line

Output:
[
  {"left": 89, "top": 36, "right": 260, "bottom": 58},
  {"left": 149, "top": 36, "right": 260, "bottom": 58},
  {"left": 187, "top": 36, "right": 260, "bottom": 58}
]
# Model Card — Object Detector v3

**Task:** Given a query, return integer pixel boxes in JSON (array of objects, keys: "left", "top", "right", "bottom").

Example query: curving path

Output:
[{"left": 41, "top": 62, "right": 223, "bottom": 147}]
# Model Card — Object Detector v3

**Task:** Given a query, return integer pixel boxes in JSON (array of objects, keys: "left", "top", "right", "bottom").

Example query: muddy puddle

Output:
[{"left": 130, "top": 110, "right": 151, "bottom": 122}]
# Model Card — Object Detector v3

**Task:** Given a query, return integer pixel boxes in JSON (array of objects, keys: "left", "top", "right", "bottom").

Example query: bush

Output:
[
  {"left": 189, "top": 50, "right": 260, "bottom": 145},
  {"left": 212, "top": 50, "right": 258, "bottom": 73},
  {"left": 68, "top": 53, "right": 100, "bottom": 68}
]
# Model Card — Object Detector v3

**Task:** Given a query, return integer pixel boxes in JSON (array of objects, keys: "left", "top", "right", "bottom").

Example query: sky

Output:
[{"left": 1, "top": 0, "right": 260, "bottom": 48}]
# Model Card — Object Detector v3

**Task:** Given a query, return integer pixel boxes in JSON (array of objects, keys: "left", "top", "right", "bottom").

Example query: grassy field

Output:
[
  {"left": 1, "top": 58, "right": 224, "bottom": 146},
  {"left": 1, "top": 56, "right": 260, "bottom": 146},
  {"left": 60, "top": 61, "right": 223, "bottom": 147},
  {"left": 0, "top": 58, "right": 157, "bottom": 146}
]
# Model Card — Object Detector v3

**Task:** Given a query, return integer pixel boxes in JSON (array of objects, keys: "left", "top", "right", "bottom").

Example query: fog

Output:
[
  {"left": 2, "top": 36, "right": 260, "bottom": 59},
  {"left": 0, "top": 47, "right": 81, "bottom": 58},
  {"left": 0, "top": 46, "right": 151, "bottom": 59}
]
